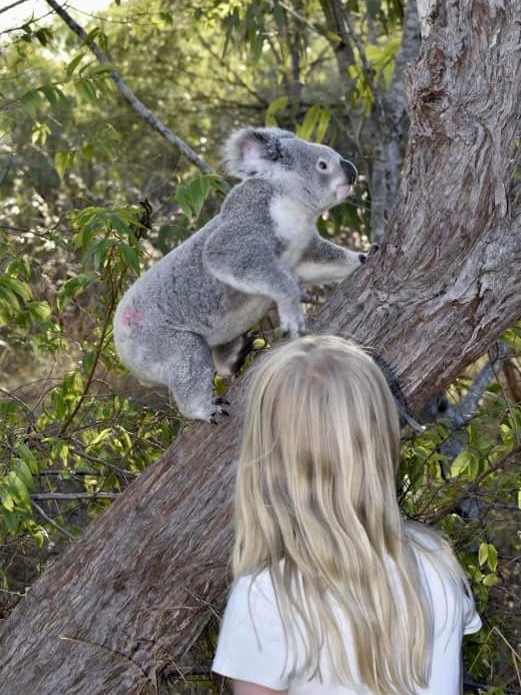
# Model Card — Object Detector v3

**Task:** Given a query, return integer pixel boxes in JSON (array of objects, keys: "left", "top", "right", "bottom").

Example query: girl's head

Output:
[
  {"left": 234, "top": 334, "right": 402, "bottom": 576},
  {"left": 232, "top": 335, "right": 465, "bottom": 694}
]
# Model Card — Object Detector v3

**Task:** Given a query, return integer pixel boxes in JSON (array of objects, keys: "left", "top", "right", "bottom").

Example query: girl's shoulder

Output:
[
  {"left": 403, "top": 520, "right": 466, "bottom": 582},
  {"left": 404, "top": 519, "right": 454, "bottom": 553},
  {"left": 404, "top": 521, "right": 470, "bottom": 599},
  {"left": 404, "top": 521, "right": 482, "bottom": 635},
  {"left": 231, "top": 568, "right": 277, "bottom": 604}
]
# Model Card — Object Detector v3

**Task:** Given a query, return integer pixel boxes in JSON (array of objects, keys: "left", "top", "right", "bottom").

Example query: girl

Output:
[{"left": 213, "top": 335, "right": 481, "bottom": 695}]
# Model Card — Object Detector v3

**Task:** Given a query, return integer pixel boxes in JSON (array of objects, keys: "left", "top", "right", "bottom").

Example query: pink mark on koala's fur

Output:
[{"left": 122, "top": 306, "right": 144, "bottom": 325}]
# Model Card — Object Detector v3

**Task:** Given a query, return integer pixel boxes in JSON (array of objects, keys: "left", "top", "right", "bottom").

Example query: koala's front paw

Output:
[
  {"left": 359, "top": 243, "right": 379, "bottom": 264},
  {"left": 279, "top": 313, "right": 307, "bottom": 339}
]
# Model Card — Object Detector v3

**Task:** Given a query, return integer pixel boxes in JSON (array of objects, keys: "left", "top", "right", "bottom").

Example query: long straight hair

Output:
[{"left": 233, "top": 335, "right": 465, "bottom": 694}]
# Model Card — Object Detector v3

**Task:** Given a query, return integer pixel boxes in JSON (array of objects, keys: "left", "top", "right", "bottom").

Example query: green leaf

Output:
[
  {"left": 6, "top": 470, "right": 30, "bottom": 507},
  {"left": 479, "top": 542, "right": 498, "bottom": 572},
  {"left": 50, "top": 389, "right": 67, "bottom": 419},
  {"left": 175, "top": 174, "right": 214, "bottom": 220},
  {"left": 75, "top": 78, "right": 98, "bottom": 103},
  {"left": 487, "top": 543, "right": 498, "bottom": 572},
  {"left": 15, "top": 444, "right": 39, "bottom": 473},
  {"left": 86, "top": 63, "right": 115, "bottom": 76},
  {"left": 159, "top": 11, "right": 173, "bottom": 24},
  {"left": 33, "top": 529, "right": 47, "bottom": 547},
  {"left": 12, "top": 459, "right": 33, "bottom": 490},
  {"left": 31, "top": 122, "right": 51, "bottom": 146},
  {"left": 367, "top": 0, "right": 381, "bottom": 18},
  {"left": 81, "top": 349, "right": 95, "bottom": 375},
  {"left": 119, "top": 243, "right": 141, "bottom": 274},
  {"left": 450, "top": 450, "right": 475, "bottom": 477},
  {"left": 55, "top": 151, "right": 76, "bottom": 181},
  {"left": 1, "top": 489, "right": 14, "bottom": 512},
  {"left": 34, "top": 27, "right": 53, "bottom": 46},
  {"left": 93, "top": 238, "right": 110, "bottom": 270},
  {"left": 2, "top": 276, "right": 32, "bottom": 303},
  {"left": 40, "top": 85, "right": 62, "bottom": 108},
  {"left": 265, "top": 96, "right": 289, "bottom": 126},
  {"left": 56, "top": 275, "right": 92, "bottom": 312},
  {"left": 3, "top": 509, "right": 20, "bottom": 534},
  {"left": 478, "top": 542, "right": 488, "bottom": 566},
  {"left": 482, "top": 574, "right": 500, "bottom": 587},
  {"left": 297, "top": 104, "right": 331, "bottom": 142},
  {"left": 66, "top": 52, "right": 86, "bottom": 78},
  {"left": 87, "top": 427, "right": 113, "bottom": 448},
  {"left": 28, "top": 301, "right": 52, "bottom": 321},
  {"left": 20, "top": 89, "right": 42, "bottom": 118}
]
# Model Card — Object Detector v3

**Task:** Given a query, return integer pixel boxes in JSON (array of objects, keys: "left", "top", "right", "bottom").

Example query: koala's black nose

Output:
[{"left": 341, "top": 159, "right": 357, "bottom": 185}]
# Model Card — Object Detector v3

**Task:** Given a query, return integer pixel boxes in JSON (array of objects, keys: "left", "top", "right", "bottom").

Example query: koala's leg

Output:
[
  {"left": 211, "top": 333, "right": 256, "bottom": 376},
  {"left": 159, "top": 331, "right": 221, "bottom": 422},
  {"left": 296, "top": 236, "right": 364, "bottom": 283}
]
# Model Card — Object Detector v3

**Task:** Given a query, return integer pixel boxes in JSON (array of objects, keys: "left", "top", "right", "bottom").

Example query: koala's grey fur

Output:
[{"left": 113, "top": 127, "right": 364, "bottom": 422}]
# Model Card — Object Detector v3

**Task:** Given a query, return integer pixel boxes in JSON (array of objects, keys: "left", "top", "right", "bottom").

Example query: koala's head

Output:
[{"left": 223, "top": 126, "right": 357, "bottom": 212}]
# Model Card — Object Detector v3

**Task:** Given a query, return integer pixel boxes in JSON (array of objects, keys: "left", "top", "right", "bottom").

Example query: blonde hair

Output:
[{"left": 233, "top": 335, "right": 465, "bottom": 694}]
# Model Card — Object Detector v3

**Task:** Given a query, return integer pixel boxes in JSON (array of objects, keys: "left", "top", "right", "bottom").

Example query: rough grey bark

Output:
[
  {"left": 370, "top": 0, "right": 421, "bottom": 243},
  {"left": 1, "top": 2, "right": 520, "bottom": 693}
]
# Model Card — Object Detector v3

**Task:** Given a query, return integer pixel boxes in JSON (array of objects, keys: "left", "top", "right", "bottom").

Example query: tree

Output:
[{"left": 0, "top": 1, "right": 519, "bottom": 693}]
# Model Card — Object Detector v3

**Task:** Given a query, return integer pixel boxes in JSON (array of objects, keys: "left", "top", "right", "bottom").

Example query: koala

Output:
[{"left": 113, "top": 126, "right": 365, "bottom": 422}]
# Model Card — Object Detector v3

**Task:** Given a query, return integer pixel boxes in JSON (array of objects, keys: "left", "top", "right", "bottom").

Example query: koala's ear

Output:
[{"left": 222, "top": 127, "right": 296, "bottom": 179}]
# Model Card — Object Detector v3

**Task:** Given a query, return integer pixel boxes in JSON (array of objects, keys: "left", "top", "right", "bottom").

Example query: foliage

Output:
[
  {"left": 400, "top": 361, "right": 521, "bottom": 692},
  {"left": 0, "top": 203, "right": 180, "bottom": 602},
  {"left": 0, "top": 0, "right": 520, "bottom": 692}
]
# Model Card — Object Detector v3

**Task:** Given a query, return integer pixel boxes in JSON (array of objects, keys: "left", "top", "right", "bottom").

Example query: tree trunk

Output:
[
  {"left": 1, "top": 2, "right": 520, "bottom": 693},
  {"left": 370, "top": 0, "right": 421, "bottom": 244}
]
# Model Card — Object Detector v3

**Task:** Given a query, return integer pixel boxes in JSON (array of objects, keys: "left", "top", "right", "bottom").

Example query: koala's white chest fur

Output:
[{"left": 270, "top": 195, "right": 316, "bottom": 268}]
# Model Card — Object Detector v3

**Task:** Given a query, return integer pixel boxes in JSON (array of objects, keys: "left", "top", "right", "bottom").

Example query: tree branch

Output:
[{"left": 445, "top": 342, "right": 511, "bottom": 428}]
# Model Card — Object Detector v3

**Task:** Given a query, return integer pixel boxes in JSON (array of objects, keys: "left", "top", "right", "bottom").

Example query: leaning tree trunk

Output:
[{"left": 1, "top": 2, "right": 520, "bottom": 693}]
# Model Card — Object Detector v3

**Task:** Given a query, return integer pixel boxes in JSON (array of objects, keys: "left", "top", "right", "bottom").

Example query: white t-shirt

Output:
[{"left": 213, "top": 541, "right": 481, "bottom": 694}]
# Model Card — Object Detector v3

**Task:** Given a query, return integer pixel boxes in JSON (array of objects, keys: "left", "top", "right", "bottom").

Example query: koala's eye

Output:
[{"left": 317, "top": 160, "right": 328, "bottom": 171}]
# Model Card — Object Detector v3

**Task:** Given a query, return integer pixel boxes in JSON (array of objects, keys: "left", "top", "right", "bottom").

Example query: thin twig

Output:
[
  {"left": 31, "top": 500, "right": 75, "bottom": 539},
  {"left": 0, "top": 0, "right": 28, "bottom": 17},
  {"left": 68, "top": 446, "right": 138, "bottom": 478},
  {"left": 31, "top": 492, "right": 118, "bottom": 500}
]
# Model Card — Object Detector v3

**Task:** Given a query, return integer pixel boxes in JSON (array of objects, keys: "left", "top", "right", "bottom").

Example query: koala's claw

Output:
[
  {"left": 360, "top": 243, "right": 380, "bottom": 263},
  {"left": 215, "top": 397, "right": 230, "bottom": 406},
  {"left": 210, "top": 409, "right": 230, "bottom": 424},
  {"left": 209, "top": 396, "right": 231, "bottom": 423}
]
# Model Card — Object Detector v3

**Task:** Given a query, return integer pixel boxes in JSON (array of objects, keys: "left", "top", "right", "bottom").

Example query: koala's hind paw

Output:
[{"left": 210, "top": 397, "right": 231, "bottom": 424}]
